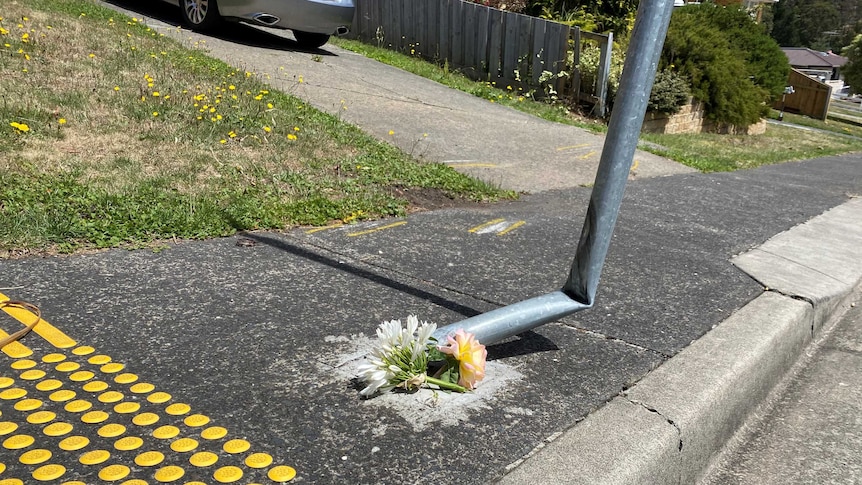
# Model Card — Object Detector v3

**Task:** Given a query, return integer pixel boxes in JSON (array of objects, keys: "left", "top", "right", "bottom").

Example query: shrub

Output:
[
  {"left": 648, "top": 69, "right": 691, "bottom": 114},
  {"left": 662, "top": 4, "right": 786, "bottom": 126}
]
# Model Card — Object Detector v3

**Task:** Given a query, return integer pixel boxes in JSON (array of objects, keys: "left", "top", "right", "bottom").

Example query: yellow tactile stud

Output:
[
  {"left": 134, "top": 451, "right": 165, "bottom": 467},
  {"left": 98, "top": 423, "right": 126, "bottom": 438},
  {"left": 129, "top": 383, "right": 155, "bottom": 394},
  {"left": 147, "top": 392, "right": 171, "bottom": 404},
  {"left": 82, "top": 380, "right": 109, "bottom": 392},
  {"left": 61, "top": 482, "right": 87, "bottom": 485},
  {"left": 35, "top": 379, "right": 62, "bottom": 391},
  {"left": 69, "top": 371, "right": 95, "bottom": 382},
  {"left": 79, "top": 449, "right": 111, "bottom": 465},
  {"left": 152, "top": 425, "right": 179, "bottom": 440},
  {"left": 98, "top": 464, "right": 130, "bottom": 481},
  {"left": 0, "top": 422, "right": 18, "bottom": 435},
  {"left": 19, "top": 448, "right": 52, "bottom": 465},
  {"left": 184, "top": 414, "right": 210, "bottom": 427},
  {"left": 119, "top": 480, "right": 147, "bottom": 485},
  {"left": 170, "top": 437, "right": 198, "bottom": 453},
  {"left": 267, "top": 465, "right": 297, "bottom": 482},
  {"left": 14, "top": 398, "right": 42, "bottom": 411},
  {"left": 11, "top": 359, "right": 36, "bottom": 370},
  {"left": 88, "top": 355, "right": 112, "bottom": 365},
  {"left": 101, "top": 363, "right": 125, "bottom": 374},
  {"left": 43, "top": 353, "right": 67, "bottom": 363},
  {"left": 189, "top": 451, "right": 219, "bottom": 467},
  {"left": 72, "top": 346, "right": 95, "bottom": 356},
  {"left": 43, "top": 422, "right": 73, "bottom": 437},
  {"left": 49, "top": 390, "right": 77, "bottom": 402},
  {"left": 0, "top": 463, "right": 5, "bottom": 473},
  {"left": 3, "top": 434, "right": 35, "bottom": 450},
  {"left": 114, "top": 373, "right": 138, "bottom": 384},
  {"left": 58, "top": 435, "right": 90, "bottom": 451},
  {"left": 19, "top": 369, "right": 46, "bottom": 380},
  {"left": 98, "top": 391, "right": 124, "bottom": 403},
  {"left": 0, "top": 478, "right": 24, "bottom": 485},
  {"left": 114, "top": 402, "right": 141, "bottom": 414},
  {"left": 0, "top": 377, "right": 14, "bottom": 388},
  {"left": 245, "top": 452, "right": 273, "bottom": 468},
  {"left": 165, "top": 403, "right": 191, "bottom": 416},
  {"left": 64, "top": 399, "right": 93, "bottom": 413},
  {"left": 0, "top": 388, "right": 27, "bottom": 400},
  {"left": 213, "top": 465, "right": 243, "bottom": 483},
  {"left": 223, "top": 439, "right": 250, "bottom": 454},
  {"left": 81, "top": 410, "right": 109, "bottom": 424},
  {"left": 27, "top": 411, "right": 56, "bottom": 424},
  {"left": 153, "top": 464, "right": 185, "bottom": 482},
  {"left": 55, "top": 362, "right": 81, "bottom": 372},
  {"left": 200, "top": 426, "right": 227, "bottom": 440},
  {"left": 114, "top": 436, "right": 144, "bottom": 451},
  {"left": 32, "top": 463, "right": 66, "bottom": 481},
  {"left": 132, "top": 413, "right": 160, "bottom": 426}
]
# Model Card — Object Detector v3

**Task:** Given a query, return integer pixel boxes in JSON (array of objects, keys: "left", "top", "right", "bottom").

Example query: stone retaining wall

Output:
[{"left": 642, "top": 100, "right": 766, "bottom": 135}]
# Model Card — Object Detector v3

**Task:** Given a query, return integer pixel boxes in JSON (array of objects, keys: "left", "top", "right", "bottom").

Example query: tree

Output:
[
  {"left": 662, "top": 4, "right": 790, "bottom": 126},
  {"left": 842, "top": 34, "right": 862, "bottom": 92}
]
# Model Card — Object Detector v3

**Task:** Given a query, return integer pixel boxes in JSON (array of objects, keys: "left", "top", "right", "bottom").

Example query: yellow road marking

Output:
[
  {"left": 0, "top": 327, "right": 32, "bottom": 357},
  {"left": 305, "top": 224, "right": 343, "bottom": 234},
  {"left": 556, "top": 143, "right": 590, "bottom": 151},
  {"left": 578, "top": 151, "right": 597, "bottom": 160},
  {"left": 347, "top": 221, "right": 407, "bottom": 237},
  {"left": 0, "top": 293, "right": 76, "bottom": 349},
  {"left": 631, "top": 159, "right": 640, "bottom": 172},
  {"left": 497, "top": 220, "right": 526, "bottom": 236},
  {"left": 469, "top": 218, "right": 506, "bottom": 233}
]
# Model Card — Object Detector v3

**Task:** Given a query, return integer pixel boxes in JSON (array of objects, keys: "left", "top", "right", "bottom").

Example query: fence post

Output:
[{"left": 594, "top": 32, "right": 613, "bottom": 118}]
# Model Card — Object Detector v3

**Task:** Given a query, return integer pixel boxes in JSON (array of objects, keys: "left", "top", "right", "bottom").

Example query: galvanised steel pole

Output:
[{"left": 434, "top": 0, "right": 675, "bottom": 345}]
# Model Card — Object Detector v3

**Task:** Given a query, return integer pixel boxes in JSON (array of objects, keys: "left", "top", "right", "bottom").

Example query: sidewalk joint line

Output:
[{"left": 558, "top": 323, "right": 671, "bottom": 358}]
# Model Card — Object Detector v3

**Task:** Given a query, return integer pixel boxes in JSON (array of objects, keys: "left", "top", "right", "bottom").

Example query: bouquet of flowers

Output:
[{"left": 357, "top": 316, "right": 487, "bottom": 397}]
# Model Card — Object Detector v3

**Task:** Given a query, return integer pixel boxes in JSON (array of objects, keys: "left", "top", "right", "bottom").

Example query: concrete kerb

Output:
[{"left": 496, "top": 197, "right": 862, "bottom": 485}]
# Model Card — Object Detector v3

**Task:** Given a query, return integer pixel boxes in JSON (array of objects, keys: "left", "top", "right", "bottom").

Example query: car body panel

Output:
[{"left": 164, "top": 0, "right": 354, "bottom": 35}]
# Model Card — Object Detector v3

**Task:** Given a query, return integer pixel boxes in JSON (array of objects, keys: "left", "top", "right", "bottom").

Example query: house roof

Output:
[{"left": 781, "top": 48, "right": 848, "bottom": 69}]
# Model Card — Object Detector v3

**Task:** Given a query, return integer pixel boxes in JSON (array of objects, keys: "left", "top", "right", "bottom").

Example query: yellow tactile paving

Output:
[
  {"left": 0, "top": 292, "right": 76, "bottom": 348},
  {"left": 0, "top": 296, "right": 297, "bottom": 483}
]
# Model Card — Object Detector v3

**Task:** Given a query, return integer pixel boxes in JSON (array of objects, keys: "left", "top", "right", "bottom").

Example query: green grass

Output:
[
  {"left": 641, "top": 119, "right": 862, "bottom": 172},
  {"left": 330, "top": 37, "right": 607, "bottom": 134},
  {"left": 767, "top": 109, "right": 862, "bottom": 138},
  {"left": 0, "top": 0, "right": 514, "bottom": 255}
]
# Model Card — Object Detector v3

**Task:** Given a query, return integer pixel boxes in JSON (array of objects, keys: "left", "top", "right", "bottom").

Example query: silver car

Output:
[{"left": 165, "top": 0, "right": 354, "bottom": 48}]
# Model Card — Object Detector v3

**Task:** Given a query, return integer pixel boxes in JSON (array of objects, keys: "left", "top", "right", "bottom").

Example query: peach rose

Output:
[{"left": 438, "top": 329, "right": 487, "bottom": 390}]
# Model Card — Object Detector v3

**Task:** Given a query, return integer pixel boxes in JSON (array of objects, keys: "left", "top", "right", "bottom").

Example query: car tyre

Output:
[
  {"left": 181, "top": 0, "right": 221, "bottom": 31},
  {"left": 293, "top": 31, "right": 331, "bottom": 49}
]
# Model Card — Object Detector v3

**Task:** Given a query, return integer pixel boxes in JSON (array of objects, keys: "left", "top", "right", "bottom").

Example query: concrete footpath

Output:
[{"left": 0, "top": 3, "right": 861, "bottom": 484}]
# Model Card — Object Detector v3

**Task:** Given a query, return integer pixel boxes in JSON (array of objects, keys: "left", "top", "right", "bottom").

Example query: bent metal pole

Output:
[{"left": 434, "top": 0, "right": 676, "bottom": 345}]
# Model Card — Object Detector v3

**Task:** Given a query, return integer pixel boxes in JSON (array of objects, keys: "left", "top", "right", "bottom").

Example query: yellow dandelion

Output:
[
  {"left": 114, "top": 86, "right": 120, "bottom": 91},
  {"left": 59, "top": 118, "right": 67, "bottom": 125},
  {"left": 293, "top": 126, "right": 300, "bottom": 132},
  {"left": 88, "top": 53, "right": 95, "bottom": 58},
  {"left": 215, "top": 114, "right": 222, "bottom": 120},
  {"left": 388, "top": 130, "right": 395, "bottom": 136},
  {"left": 263, "top": 126, "right": 271, "bottom": 133},
  {"left": 152, "top": 91, "right": 160, "bottom": 97},
  {"left": 10, "top": 122, "right": 30, "bottom": 132},
  {"left": 228, "top": 85, "right": 236, "bottom": 90},
  {"left": 267, "top": 103, "right": 273, "bottom": 109},
  {"left": 220, "top": 139, "right": 227, "bottom": 144},
  {"left": 298, "top": 76, "right": 304, "bottom": 83},
  {"left": 287, "top": 133, "right": 297, "bottom": 141},
  {"left": 152, "top": 111, "right": 159, "bottom": 117},
  {"left": 254, "top": 94, "right": 263, "bottom": 101}
]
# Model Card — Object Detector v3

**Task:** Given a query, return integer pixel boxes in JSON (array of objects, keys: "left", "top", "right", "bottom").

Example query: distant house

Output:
[{"left": 781, "top": 47, "right": 847, "bottom": 90}]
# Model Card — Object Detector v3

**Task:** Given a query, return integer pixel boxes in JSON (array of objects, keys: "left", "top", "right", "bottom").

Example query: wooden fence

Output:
[
  {"left": 348, "top": 0, "right": 612, "bottom": 114},
  {"left": 774, "top": 69, "right": 832, "bottom": 121}
]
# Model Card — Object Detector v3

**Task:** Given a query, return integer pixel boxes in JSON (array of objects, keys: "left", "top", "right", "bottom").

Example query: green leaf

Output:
[{"left": 435, "top": 358, "right": 461, "bottom": 386}]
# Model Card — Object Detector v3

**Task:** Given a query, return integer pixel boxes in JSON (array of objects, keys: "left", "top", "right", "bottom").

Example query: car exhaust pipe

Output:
[
  {"left": 336, "top": 26, "right": 349, "bottom": 36},
  {"left": 252, "top": 13, "right": 280, "bottom": 26}
]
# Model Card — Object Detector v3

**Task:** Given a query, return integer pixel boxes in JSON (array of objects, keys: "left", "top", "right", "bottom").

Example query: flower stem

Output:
[{"left": 425, "top": 376, "right": 468, "bottom": 393}]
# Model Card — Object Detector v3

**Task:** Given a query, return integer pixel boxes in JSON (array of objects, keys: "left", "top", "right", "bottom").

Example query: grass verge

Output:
[
  {"left": 330, "top": 37, "right": 607, "bottom": 134},
  {"left": 0, "top": 0, "right": 513, "bottom": 255}
]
